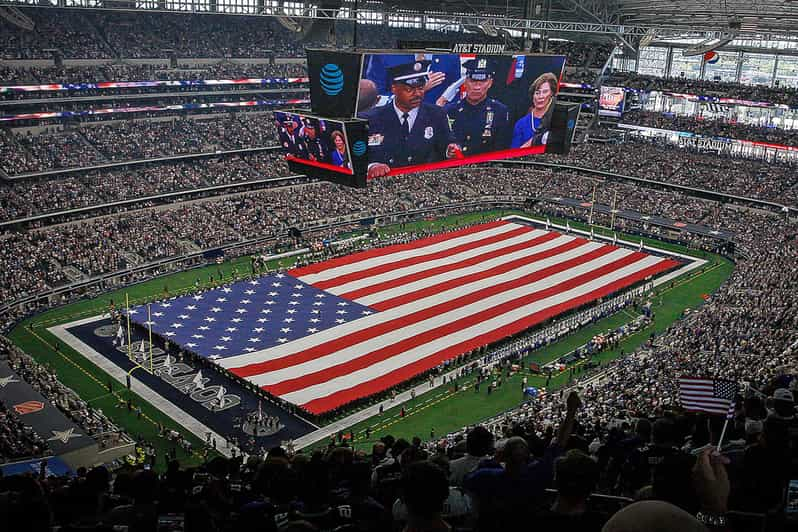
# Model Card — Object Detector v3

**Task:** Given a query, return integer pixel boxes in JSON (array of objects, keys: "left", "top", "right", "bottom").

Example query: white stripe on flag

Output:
[
  {"left": 218, "top": 240, "right": 614, "bottom": 370},
  {"left": 297, "top": 222, "right": 520, "bottom": 285},
  {"left": 280, "top": 255, "right": 665, "bottom": 404}
]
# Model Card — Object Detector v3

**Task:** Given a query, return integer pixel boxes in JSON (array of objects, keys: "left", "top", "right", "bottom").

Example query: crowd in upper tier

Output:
[
  {"left": 620, "top": 110, "right": 798, "bottom": 147},
  {"left": 605, "top": 71, "right": 798, "bottom": 107}
]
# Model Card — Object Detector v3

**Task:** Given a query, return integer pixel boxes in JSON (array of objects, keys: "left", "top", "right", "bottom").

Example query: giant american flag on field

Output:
[{"left": 130, "top": 221, "right": 679, "bottom": 414}]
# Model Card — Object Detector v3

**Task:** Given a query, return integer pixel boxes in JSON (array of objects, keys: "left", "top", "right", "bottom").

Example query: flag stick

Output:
[
  {"left": 126, "top": 293, "right": 132, "bottom": 362},
  {"left": 147, "top": 303, "right": 153, "bottom": 373},
  {"left": 716, "top": 417, "right": 730, "bottom": 451}
]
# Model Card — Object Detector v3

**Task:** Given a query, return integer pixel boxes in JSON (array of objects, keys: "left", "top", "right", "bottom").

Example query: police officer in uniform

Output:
[
  {"left": 359, "top": 60, "right": 460, "bottom": 179},
  {"left": 444, "top": 58, "right": 511, "bottom": 155},
  {"left": 278, "top": 116, "right": 308, "bottom": 158},
  {"left": 302, "top": 118, "right": 329, "bottom": 163}
]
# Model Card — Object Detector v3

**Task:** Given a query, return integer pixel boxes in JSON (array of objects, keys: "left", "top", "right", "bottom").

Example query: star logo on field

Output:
[
  {"left": 48, "top": 428, "right": 81, "bottom": 444},
  {"left": 0, "top": 375, "right": 20, "bottom": 388},
  {"left": 307, "top": 327, "right": 319, "bottom": 333}
]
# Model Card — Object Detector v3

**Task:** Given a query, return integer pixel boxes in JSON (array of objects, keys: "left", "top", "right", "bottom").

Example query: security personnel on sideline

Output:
[
  {"left": 359, "top": 60, "right": 460, "bottom": 179},
  {"left": 444, "top": 58, "right": 511, "bottom": 155}
]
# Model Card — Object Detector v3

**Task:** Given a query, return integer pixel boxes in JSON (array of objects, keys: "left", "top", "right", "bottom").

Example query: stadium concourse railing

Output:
[{"left": 0, "top": 198, "right": 523, "bottom": 328}]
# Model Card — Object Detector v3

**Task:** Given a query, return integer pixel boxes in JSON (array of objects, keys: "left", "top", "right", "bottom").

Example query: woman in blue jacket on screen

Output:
[
  {"left": 511, "top": 72, "right": 558, "bottom": 148},
  {"left": 330, "top": 130, "right": 351, "bottom": 169}
]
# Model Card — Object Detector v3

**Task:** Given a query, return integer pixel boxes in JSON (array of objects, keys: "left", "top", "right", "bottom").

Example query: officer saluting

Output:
[
  {"left": 278, "top": 116, "right": 308, "bottom": 158},
  {"left": 444, "top": 58, "right": 511, "bottom": 155},
  {"left": 301, "top": 119, "right": 328, "bottom": 163},
  {"left": 359, "top": 60, "right": 460, "bottom": 179}
]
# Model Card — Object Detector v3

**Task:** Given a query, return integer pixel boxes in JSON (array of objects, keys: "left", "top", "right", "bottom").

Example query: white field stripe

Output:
[
  {"left": 282, "top": 254, "right": 665, "bottom": 404},
  {"left": 248, "top": 249, "right": 651, "bottom": 387},
  {"left": 357, "top": 234, "right": 577, "bottom": 306},
  {"left": 325, "top": 229, "right": 549, "bottom": 295},
  {"left": 297, "top": 222, "right": 521, "bottom": 285},
  {"left": 219, "top": 240, "right": 609, "bottom": 370}
]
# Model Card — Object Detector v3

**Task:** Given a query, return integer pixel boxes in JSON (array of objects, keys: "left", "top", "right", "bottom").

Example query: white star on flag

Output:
[
  {"left": 178, "top": 314, "right": 189, "bottom": 319},
  {"left": 248, "top": 337, "right": 261, "bottom": 343},
  {"left": 171, "top": 323, "right": 183, "bottom": 328},
  {"left": 226, "top": 327, "right": 237, "bottom": 332},
  {"left": 213, "top": 345, "right": 228, "bottom": 351},
  {"left": 222, "top": 287, "right": 232, "bottom": 293},
  {"left": 154, "top": 312, "right": 164, "bottom": 317},
  {"left": 204, "top": 317, "right": 216, "bottom": 323},
  {"left": 272, "top": 282, "right": 281, "bottom": 287},
  {"left": 241, "top": 299, "right": 251, "bottom": 304},
  {"left": 220, "top": 336, "right": 232, "bottom": 342},
  {"left": 277, "top": 338, "right": 288, "bottom": 343},
  {"left": 244, "top": 347, "right": 256, "bottom": 352},
  {"left": 192, "top": 334, "right": 204, "bottom": 339},
  {"left": 284, "top": 318, "right": 294, "bottom": 323},
  {"left": 211, "top": 307, "right": 222, "bottom": 313},
  {"left": 164, "top": 331, "right": 176, "bottom": 337},
  {"left": 245, "top": 289, "right": 255, "bottom": 295},
  {"left": 307, "top": 328, "right": 319, "bottom": 333},
  {"left": 231, "top": 318, "right": 242, "bottom": 323},
  {"left": 216, "top": 298, "right": 227, "bottom": 303},
  {"left": 253, "top": 327, "right": 265, "bottom": 333},
  {"left": 280, "top": 327, "right": 292, "bottom": 333}
]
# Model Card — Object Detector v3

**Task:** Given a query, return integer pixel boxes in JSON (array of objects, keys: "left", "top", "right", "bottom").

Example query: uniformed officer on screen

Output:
[
  {"left": 359, "top": 60, "right": 460, "bottom": 179},
  {"left": 278, "top": 116, "right": 308, "bottom": 158},
  {"left": 301, "top": 119, "right": 328, "bottom": 163},
  {"left": 443, "top": 58, "right": 512, "bottom": 155}
]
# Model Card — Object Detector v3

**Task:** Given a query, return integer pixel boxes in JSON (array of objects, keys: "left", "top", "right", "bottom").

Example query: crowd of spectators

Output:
[
  {"left": 622, "top": 110, "right": 798, "bottom": 146},
  {"left": 0, "top": 113, "right": 279, "bottom": 176},
  {"left": 605, "top": 71, "right": 798, "bottom": 107}
]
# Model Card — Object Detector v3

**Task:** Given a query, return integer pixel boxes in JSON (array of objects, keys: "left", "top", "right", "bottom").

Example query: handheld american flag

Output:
[
  {"left": 131, "top": 221, "right": 677, "bottom": 414},
  {"left": 679, "top": 377, "right": 738, "bottom": 415}
]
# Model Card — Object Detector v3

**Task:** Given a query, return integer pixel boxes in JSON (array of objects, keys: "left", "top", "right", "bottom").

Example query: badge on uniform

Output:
[
  {"left": 368, "top": 134, "right": 384, "bottom": 146},
  {"left": 283, "top": 142, "right": 289, "bottom": 148},
  {"left": 482, "top": 128, "right": 492, "bottom": 138},
  {"left": 424, "top": 126, "right": 434, "bottom": 139},
  {"left": 486, "top": 111, "right": 494, "bottom": 126}
]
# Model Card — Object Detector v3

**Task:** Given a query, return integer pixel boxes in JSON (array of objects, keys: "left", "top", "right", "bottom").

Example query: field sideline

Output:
[{"left": 9, "top": 209, "right": 733, "bottom": 469}]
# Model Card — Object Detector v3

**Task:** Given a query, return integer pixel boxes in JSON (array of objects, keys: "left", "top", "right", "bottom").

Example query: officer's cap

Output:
[
  {"left": 388, "top": 60, "right": 431, "bottom": 88},
  {"left": 463, "top": 58, "right": 494, "bottom": 81},
  {"left": 302, "top": 118, "right": 316, "bottom": 129}
]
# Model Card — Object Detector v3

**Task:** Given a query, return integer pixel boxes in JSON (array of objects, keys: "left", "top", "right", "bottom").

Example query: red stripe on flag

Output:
[
  {"left": 264, "top": 253, "right": 659, "bottom": 397},
  {"left": 289, "top": 220, "right": 509, "bottom": 277},
  {"left": 368, "top": 237, "right": 594, "bottom": 310},
  {"left": 229, "top": 243, "right": 621, "bottom": 379},
  {"left": 300, "top": 259, "right": 678, "bottom": 413},
  {"left": 314, "top": 224, "right": 540, "bottom": 290},
  {"left": 339, "top": 232, "right": 564, "bottom": 302}
]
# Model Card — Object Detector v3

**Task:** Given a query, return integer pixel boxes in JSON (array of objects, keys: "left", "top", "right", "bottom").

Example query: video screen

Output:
[
  {"left": 599, "top": 86, "right": 626, "bottom": 117},
  {"left": 356, "top": 53, "right": 566, "bottom": 177},
  {"left": 273, "top": 111, "right": 354, "bottom": 175}
]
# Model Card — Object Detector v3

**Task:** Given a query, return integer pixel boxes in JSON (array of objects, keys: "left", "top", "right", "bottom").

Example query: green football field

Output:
[{"left": 9, "top": 209, "right": 733, "bottom": 469}]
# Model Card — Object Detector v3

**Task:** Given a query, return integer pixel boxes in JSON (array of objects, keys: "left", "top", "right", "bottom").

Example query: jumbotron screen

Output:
[
  {"left": 355, "top": 52, "right": 567, "bottom": 178},
  {"left": 273, "top": 111, "right": 355, "bottom": 175}
]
